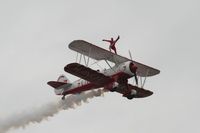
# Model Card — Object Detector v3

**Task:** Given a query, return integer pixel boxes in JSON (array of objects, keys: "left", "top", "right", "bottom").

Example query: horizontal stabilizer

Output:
[{"left": 47, "top": 81, "right": 66, "bottom": 89}]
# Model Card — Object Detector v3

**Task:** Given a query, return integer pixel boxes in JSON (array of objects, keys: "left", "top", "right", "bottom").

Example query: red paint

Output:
[
  {"left": 62, "top": 71, "right": 129, "bottom": 95},
  {"left": 63, "top": 83, "right": 95, "bottom": 95}
]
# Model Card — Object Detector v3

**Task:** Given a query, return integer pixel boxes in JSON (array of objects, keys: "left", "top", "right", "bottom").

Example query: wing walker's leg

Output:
[{"left": 113, "top": 47, "right": 117, "bottom": 54}]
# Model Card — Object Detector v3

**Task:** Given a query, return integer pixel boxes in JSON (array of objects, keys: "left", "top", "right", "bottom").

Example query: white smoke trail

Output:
[{"left": 0, "top": 89, "right": 107, "bottom": 133}]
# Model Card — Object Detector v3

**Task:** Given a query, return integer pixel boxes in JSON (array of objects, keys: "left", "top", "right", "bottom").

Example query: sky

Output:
[{"left": 0, "top": 0, "right": 200, "bottom": 133}]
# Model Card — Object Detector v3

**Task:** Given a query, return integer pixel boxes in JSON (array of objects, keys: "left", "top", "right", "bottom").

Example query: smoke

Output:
[{"left": 0, "top": 89, "right": 107, "bottom": 133}]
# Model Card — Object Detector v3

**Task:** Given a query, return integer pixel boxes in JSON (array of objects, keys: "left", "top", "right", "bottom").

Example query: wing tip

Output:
[{"left": 68, "top": 40, "right": 86, "bottom": 49}]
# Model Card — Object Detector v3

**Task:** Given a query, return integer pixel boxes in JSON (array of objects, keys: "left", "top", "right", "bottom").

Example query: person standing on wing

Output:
[{"left": 103, "top": 35, "right": 120, "bottom": 54}]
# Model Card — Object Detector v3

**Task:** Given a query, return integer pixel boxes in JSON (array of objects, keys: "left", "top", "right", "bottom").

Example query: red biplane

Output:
[{"left": 47, "top": 40, "right": 160, "bottom": 100}]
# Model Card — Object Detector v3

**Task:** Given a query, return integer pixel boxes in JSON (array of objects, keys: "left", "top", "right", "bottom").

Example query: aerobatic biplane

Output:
[{"left": 47, "top": 40, "right": 160, "bottom": 100}]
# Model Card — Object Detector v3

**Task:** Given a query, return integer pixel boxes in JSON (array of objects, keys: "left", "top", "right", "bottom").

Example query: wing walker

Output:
[{"left": 47, "top": 38, "right": 160, "bottom": 100}]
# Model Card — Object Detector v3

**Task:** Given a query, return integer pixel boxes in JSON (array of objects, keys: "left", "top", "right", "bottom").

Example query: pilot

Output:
[{"left": 103, "top": 35, "right": 120, "bottom": 54}]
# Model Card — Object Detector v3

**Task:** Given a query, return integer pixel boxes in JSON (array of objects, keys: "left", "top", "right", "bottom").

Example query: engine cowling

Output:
[{"left": 118, "top": 61, "right": 137, "bottom": 76}]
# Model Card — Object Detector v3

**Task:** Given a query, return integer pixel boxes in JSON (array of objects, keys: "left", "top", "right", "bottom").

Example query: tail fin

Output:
[
  {"left": 47, "top": 75, "right": 71, "bottom": 89},
  {"left": 57, "top": 75, "right": 70, "bottom": 83}
]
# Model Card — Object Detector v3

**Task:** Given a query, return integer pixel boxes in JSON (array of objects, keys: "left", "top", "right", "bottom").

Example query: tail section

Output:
[
  {"left": 47, "top": 75, "right": 72, "bottom": 95},
  {"left": 47, "top": 81, "right": 66, "bottom": 89},
  {"left": 57, "top": 75, "right": 70, "bottom": 83}
]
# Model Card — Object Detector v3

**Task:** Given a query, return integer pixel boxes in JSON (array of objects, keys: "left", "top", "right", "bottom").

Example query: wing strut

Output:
[
  {"left": 76, "top": 47, "right": 91, "bottom": 67},
  {"left": 79, "top": 54, "right": 82, "bottom": 63},
  {"left": 76, "top": 52, "right": 78, "bottom": 62},
  {"left": 141, "top": 69, "right": 149, "bottom": 88},
  {"left": 86, "top": 56, "right": 90, "bottom": 66},
  {"left": 86, "top": 46, "right": 92, "bottom": 66},
  {"left": 104, "top": 60, "right": 116, "bottom": 73},
  {"left": 83, "top": 55, "right": 87, "bottom": 66}
]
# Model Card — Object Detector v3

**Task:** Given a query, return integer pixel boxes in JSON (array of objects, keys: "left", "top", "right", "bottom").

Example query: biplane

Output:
[{"left": 47, "top": 40, "right": 160, "bottom": 100}]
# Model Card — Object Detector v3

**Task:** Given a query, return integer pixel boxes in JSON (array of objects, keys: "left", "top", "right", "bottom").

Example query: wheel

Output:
[
  {"left": 110, "top": 87, "right": 117, "bottom": 92},
  {"left": 127, "top": 95, "right": 134, "bottom": 100},
  {"left": 61, "top": 96, "right": 65, "bottom": 100}
]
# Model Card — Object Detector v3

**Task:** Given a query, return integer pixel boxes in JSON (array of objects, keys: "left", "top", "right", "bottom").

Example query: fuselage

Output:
[{"left": 55, "top": 61, "right": 135, "bottom": 95}]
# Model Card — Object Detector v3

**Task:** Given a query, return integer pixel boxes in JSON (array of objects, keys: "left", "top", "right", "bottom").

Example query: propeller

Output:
[{"left": 129, "top": 50, "right": 138, "bottom": 86}]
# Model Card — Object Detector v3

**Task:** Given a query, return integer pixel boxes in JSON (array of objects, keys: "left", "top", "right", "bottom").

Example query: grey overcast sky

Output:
[{"left": 0, "top": 0, "right": 200, "bottom": 133}]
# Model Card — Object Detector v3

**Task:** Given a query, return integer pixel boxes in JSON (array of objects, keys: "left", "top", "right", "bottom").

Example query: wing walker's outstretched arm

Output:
[
  {"left": 102, "top": 39, "right": 112, "bottom": 43},
  {"left": 114, "top": 35, "right": 120, "bottom": 44}
]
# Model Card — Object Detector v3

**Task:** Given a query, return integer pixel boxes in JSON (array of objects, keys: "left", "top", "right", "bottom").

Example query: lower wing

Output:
[{"left": 64, "top": 63, "right": 114, "bottom": 87}]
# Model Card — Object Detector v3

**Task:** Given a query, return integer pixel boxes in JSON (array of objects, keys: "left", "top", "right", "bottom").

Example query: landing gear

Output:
[
  {"left": 110, "top": 87, "right": 117, "bottom": 92},
  {"left": 61, "top": 95, "right": 65, "bottom": 100},
  {"left": 123, "top": 91, "right": 135, "bottom": 100},
  {"left": 117, "top": 77, "right": 128, "bottom": 85},
  {"left": 127, "top": 95, "right": 135, "bottom": 100}
]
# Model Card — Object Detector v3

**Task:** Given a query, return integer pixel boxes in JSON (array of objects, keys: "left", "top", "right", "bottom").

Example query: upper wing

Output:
[
  {"left": 69, "top": 40, "right": 127, "bottom": 64},
  {"left": 64, "top": 63, "right": 114, "bottom": 87},
  {"left": 68, "top": 40, "right": 160, "bottom": 77}
]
